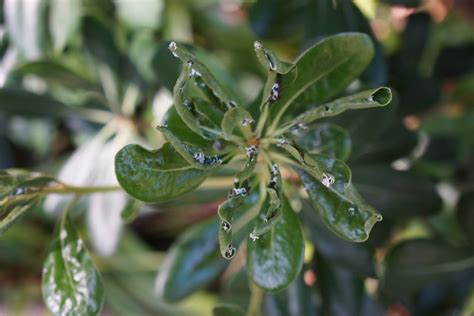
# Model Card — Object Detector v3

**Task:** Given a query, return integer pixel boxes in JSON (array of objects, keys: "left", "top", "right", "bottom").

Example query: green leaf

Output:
[
  {"left": 120, "top": 198, "right": 141, "bottom": 223},
  {"left": 264, "top": 273, "right": 318, "bottom": 316},
  {"left": 298, "top": 166, "right": 382, "bottom": 242},
  {"left": 316, "top": 255, "right": 383, "bottom": 316},
  {"left": 0, "top": 196, "right": 41, "bottom": 236},
  {"left": 304, "top": 0, "right": 388, "bottom": 85},
  {"left": 218, "top": 158, "right": 257, "bottom": 260},
  {"left": 268, "top": 33, "right": 375, "bottom": 130},
  {"left": 381, "top": 239, "right": 474, "bottom": 295},
  {"left": 155, "top": 193, "right": 268, "bottom": 301},
  {"left": 1, "top": 170, "right": 56, "bottom": 235},
  {"left": 115, "top": 143, "right": 209, "bottom": 202},
  {"left": 221, "top": 107, "right": 254, "bottom": 140},
  {"left": 352, "top": 165, "right": 442, "bottom": 220},
  {"left": 290, "top": 87, "right": 391, "bottom": 126},
  {"left": 42, "top": 213, "right": 104, "bottom": 316},
  {"left": 157, "top": 126, "right": 226, "bottom": 170},
  {"left": 82, "top": 15, "right": 120, "bottom": 71},
  {"left": 326, "top": 102, "right": 417, "bottom": 163},
  {"left": 254, "top": 41, "right": 295, "bottom": 74},
  {"left": 0, "top": 88, "right": 113, "bottom": 124},
  {"left": 162, "top": 106, "right": 214, "bottom": 147},
  {"left": 155, "top": 218, "right": 227, "bottom": 301},
  {"left": 170, "top": 49, "right": 235, "bottom": 140},
  {"left": 290, "top": 123, "right": 352, "bottom": 161},
  {"left": 246, "top": 196, "right": 304, "bottom": 292},
  {"left": 213, "top": 303, "right": 245, "bottom": 316},
  {"left": 249, "top": 164, "right": 283, "bottom": 239},
  {"left": 172, "top": 66, "right": 215, "bottom": 139},
  {"left": 14, "top": 61, "right": 96, "bottom": 90},
  {"left": 168, "top": 42, "right": 236, "bottom": 108},
  {"left": 300, "top": 201, "right": 376, "bottom": 277},
  {"left": 49, "top": 0, "right": 82, "bottom": 52}
]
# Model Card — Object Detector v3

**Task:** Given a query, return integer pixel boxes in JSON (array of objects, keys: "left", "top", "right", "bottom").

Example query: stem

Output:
[
  {"left": 247, "top": 282, "right": 263, "bottom": 316},
  {"left": 267, "top": 122, "right": 294, "bottom": 138},
  {"left": 269, "top": 152, "right": 301, "bottom": 168},
  {"left": 39, "top": 184, "right": 121, "bottom": 195},
  {"left": 255, "top": 104, "right": 269, "bottom": 138}
]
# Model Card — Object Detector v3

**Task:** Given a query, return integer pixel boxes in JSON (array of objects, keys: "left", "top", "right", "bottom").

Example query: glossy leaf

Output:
[
  {"left": 168, "top": 42, "right": 235, "bottom": 108},
  {"left": 213, "top": 303, "right": 245, "bottom": 316},
  {"left": 247, "top": 196, "right": 304, "bottom": 292},
  {"left": 156, "top": 193, "right": 258, "bottom": 301},
  {"left": 291, "top": 87, "right": 391, "bottom": 126},
  {"left": 326, "top": 102, "right": 417, "bottom": 163},
  {"left": 300, "top": 202, "right": 376, "bottom": 277},
  {"left": 264, "top": 273, "right": 318, "bottom": 316},
  {"left": 299, "top": 167, "right": 382, "bottom": 242},
  {"left": 155, "top": 218, "right": 227, "bottom": 301},
  {"left": 42, "top": 213, "right": 104, "bottom": 316},
  {"left": 249, "top": 164, "right": 283, "bottom": 239},
  {"left": 172, "top": 65, "right": 214, "bottom": 139},
  {"left": 218, "top": 157, "right": 257, "bottom": 260},
  {"left": 221, "top": 107, "right": 254, "bottom": 140},
  {"left": 290, "top": 123, "right": 351, "bottom": 161},
  {"left": 268, "top": 33, "right": 374, "bottom": 128},
  {"left": 115, "top": 143, "right": 209, "bottom": 202},
  {"left": 381, "top": 239, "right": 474, "bottom": 295},
  {"left": 218, "top": 194, "right": 248, "bottom": 260},
  {"left": 157, "top": 126, "right": 225, "bottom": 170},
  {"left": 304, "top": 0, "right": 388, "bottom": 85},
  {"left": 162, "top": 106, "right": 213, "bottom": 147},
  {"left": 281, "top": 142, "right": 352, "bottom": 194}
]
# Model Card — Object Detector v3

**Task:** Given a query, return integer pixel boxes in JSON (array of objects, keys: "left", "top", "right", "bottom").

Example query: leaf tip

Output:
[{"left": 371, "top": 87, "right": 392, "bottom": 106}]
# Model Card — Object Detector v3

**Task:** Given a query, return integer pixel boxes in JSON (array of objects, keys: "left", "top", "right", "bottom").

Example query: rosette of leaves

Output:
[{"left": 115, "top": 33, "right": 392, "bottom": 293}]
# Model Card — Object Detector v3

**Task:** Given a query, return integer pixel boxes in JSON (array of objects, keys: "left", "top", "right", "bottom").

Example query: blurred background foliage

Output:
[{"left": 0, "top": 0, "right": 473, "bottom": 315}]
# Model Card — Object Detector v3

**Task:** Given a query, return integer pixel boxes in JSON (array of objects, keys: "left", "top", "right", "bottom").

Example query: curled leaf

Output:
[
  {"left": 158, "top": 126, "right": 225, "bottom": 170},
  {"left": 254, "top": 41, "right": 295, "bottom": 74},
  {"left": 295, "top": 87, "right": 392, "bottom": 125},
  {"left": 221, "top": 107, "right": 254, "bottom": 140},
  {"left": 218, "top": 156, "right": 257, "bottom": 259}
]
